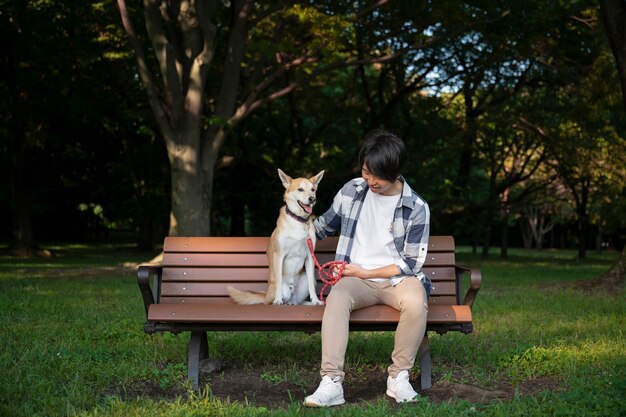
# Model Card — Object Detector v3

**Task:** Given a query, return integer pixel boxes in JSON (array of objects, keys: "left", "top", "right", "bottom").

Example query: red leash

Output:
[{"left": 307, "top": 237, "right": 347, "bottom": 304}]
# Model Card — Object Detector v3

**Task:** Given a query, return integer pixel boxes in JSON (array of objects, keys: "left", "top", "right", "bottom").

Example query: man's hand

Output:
[{"left": 338, "top": 263, "right": 369, "bottom": 279}]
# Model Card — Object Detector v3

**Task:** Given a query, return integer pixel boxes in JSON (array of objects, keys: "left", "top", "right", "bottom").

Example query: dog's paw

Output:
[
  {"left": 272, "top": 299, "right": 284, "bottom": 305},
  {"left": 310, "top": 298, "right": 324, "bottom": 306}
]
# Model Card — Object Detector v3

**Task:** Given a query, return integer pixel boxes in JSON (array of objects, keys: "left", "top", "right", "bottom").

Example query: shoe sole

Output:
[
  {"left": 386, "top": 389, "right": 418, "bottom": 403},
  {"left": 304, "top": 398, "right": 346, "bottom": 407}
]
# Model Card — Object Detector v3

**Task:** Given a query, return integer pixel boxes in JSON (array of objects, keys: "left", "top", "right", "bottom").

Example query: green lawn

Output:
[{"left": 0, "top": 243, "right": 624, "bottom": 416}]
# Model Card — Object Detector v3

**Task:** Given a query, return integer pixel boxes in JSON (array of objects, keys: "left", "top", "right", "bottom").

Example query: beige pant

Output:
[{"left": 320, "top": 276, "right": 428, "bottom": 381}]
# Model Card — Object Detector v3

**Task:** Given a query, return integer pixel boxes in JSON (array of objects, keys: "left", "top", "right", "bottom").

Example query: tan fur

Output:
[{"left": 227, "top": 169, "right": 325, "bottom": 305}]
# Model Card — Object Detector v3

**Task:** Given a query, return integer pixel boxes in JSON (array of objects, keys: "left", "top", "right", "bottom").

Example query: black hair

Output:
[{"left": 358, "top": 129, "right": 407, "bottom": 182}]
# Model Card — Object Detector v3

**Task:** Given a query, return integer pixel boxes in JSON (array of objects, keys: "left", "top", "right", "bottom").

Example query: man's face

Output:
[{"left": 361, "top": 163, "right": 398, "bottom": 196}]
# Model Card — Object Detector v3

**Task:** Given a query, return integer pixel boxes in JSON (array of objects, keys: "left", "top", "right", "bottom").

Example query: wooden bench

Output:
[{"left": 137, "top": 236, "right": 481, "bottom": 391}]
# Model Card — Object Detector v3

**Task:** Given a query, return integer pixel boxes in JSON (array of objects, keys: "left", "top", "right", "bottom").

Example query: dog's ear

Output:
[
  {"left": 277, "top": 168, "right": 292, "bottom": 189},
  {"left": 310, "top": 170, "right": 325, "bottom": 186}
]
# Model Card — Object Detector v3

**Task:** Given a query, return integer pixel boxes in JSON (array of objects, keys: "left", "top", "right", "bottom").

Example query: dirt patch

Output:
[
  {"left": 106, "top": 365, "right": 564, "bottom": 409},
  {"left": 206, "top": 366, "right": 563, "bottom": 407},
  {"left": 545, "top": 273, "right": 625, "bottom": 295},
  {"left": 103, "top": 380, "right": 186, "bottom": 402},
  {"left": 572, "top": 251, "right": 624, "bottom": 294}
]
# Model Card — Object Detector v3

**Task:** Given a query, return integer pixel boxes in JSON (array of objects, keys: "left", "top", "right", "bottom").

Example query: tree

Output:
[
  {"left": 476, "top": 113, "right": 554, "bottom": 257},
  {"left": 1, "top": 1, "right": 50, "bottom": 254},
  {"left": 599, "top": 0, "right": 626, "bottom": 111},
  {"left": 421, "top": 0, "right": 599, "bottom": 256},
  {"left": 1, "top": 1, "right": 120, "bottom": 253},
  {"left": 597, "top": 0, "right": 626, "bottom": 283},
  {"left": 116, "top": 0, "right": 403, "bottom": 237}
]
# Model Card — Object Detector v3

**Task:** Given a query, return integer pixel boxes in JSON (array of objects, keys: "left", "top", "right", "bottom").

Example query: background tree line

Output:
[{"left": 1, "top": 0, "right": 625, "bottom": 261}]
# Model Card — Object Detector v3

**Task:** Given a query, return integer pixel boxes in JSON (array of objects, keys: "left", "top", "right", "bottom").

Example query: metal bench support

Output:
[
  {"left": 187, "top": 331, "right": 208, "bottom": 390},
  {"left": 419, "top": 333, "right": 432, "bottom": 390}
]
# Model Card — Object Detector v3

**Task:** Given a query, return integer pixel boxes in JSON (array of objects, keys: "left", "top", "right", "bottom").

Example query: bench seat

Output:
[{"left": 147, "top": 303, "right": 472, "bottom": 327}]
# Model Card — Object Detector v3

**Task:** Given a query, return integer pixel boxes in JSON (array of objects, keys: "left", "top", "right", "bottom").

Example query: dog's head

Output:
[{"left": 277, "top": 169, "right": 325, "bottom": 217}]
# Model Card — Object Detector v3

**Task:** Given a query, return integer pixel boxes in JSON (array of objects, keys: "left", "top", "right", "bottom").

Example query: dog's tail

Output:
[{"left": 226, "top": 285, "right": 267, "bottom": 305}]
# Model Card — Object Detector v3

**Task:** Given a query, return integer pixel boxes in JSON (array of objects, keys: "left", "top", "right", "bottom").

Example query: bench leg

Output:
[
  {"left": 419, "top": 333, "right": 432, "bottom": 390},
  {"left": 187, "top": 331, "right": 208, "bottom": 391}
]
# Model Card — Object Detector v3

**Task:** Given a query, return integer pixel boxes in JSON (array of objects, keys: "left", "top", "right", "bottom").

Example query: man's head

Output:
[{"left": 358, "top": 129, "right": 407, "bottom": 182}]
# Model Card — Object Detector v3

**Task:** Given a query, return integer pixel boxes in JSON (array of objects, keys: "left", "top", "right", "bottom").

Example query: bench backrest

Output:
[{"left": 158, "top": 236, "right": 459, "bottom": 307}]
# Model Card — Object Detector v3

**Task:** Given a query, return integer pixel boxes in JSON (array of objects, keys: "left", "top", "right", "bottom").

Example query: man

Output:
[{"left": 305, "top": 129, "right": 431, "bottom": 406}]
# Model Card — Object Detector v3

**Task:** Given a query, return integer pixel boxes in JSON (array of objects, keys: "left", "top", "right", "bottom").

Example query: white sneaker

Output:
[
  {"left": 386, "top": 370, "right": 419, "bottom": 403},
  {"left": 304, "top": 375, "right": 345, "bottom": 407}
]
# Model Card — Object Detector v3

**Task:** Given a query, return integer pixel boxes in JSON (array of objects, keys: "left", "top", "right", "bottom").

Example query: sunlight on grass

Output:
[{"left": 499, "top": 337, "right": 626, "bottom": 381}]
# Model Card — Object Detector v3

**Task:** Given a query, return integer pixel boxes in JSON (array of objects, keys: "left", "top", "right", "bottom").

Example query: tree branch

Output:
[
  {"left": 144, "top": 0, "right": 184, "bottom": 123},
  {"left": 116, "top": 0, "right": 174, "bottom": 139},
  {"left": 230, "top": 52, "right": 402, "bottom": 124}
]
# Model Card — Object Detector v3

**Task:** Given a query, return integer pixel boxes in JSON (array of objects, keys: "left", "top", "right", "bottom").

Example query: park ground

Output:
[{"left": 0, "top": 241, "right": 624, "bottom": 416}]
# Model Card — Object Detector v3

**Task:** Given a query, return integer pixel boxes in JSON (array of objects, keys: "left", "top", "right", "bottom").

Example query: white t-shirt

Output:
[{"left": 350, "top": 190, "right": 401, "bottom": 281}]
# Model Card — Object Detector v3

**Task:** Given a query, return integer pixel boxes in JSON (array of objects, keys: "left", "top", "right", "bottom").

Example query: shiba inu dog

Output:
[{"left": 227, "top": 169, "right": 325, "bottom": 305}]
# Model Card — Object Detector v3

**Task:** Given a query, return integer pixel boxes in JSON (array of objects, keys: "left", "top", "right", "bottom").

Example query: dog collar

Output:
[{"left": 285, "top": 206, "right": 310, "bottom": 223}]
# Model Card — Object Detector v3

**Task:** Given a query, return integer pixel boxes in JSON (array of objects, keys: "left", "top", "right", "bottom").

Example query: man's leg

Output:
[
  {"left": 320, "top": 277, "right": 379, "bottom": 380},
  {"left": 383, "top": 278, "right": 428, "bottom": 377},
  {"left": 305, "top": 277, "right": 379, "bottom": 407}
]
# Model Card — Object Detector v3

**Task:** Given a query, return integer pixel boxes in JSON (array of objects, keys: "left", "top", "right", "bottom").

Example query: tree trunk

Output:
[
  {"left": 5, "top": 28, "right": 37, "bottom": 255},
  {"left": 11, "top": 188, "right": 35, "bottom": 254},
  {"left": 499, "top": 188, "right": 511, "bottom": 258},
  {"left": 520, "top": 219, "right": 533, "bottom": 249},
  {"left": 481, "top": 198, "right": 495, "bottom": 259},
  {"left": 8, "top": 127, "right": 35, "bottom": 254},
  {"left": 481, "top": 169, "right": 498, "bottom": 259},
  {"left": 458, "top": 86, "right": 477, "bottom": 191},
  {"left": 600, "top": 0, "right": 626, "bottom": 111},
  {"left": 168, "top": 140, "right": 212, "bottom": 236},
  {"left": 481, "top": 216, "right": 492, "bottom": 259},
  {"left": 576, "top": 179, "right": 589, "bottom": 259},
  {"left": 136, "top": 215, "right": 154, "bottom": 251},
  {"left": 599, "top": 0, "right": 626, "bottom": 283}
]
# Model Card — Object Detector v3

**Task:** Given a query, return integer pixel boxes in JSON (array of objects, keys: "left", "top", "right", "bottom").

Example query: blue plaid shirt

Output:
[{"left": 314, "top": 177, "right": 431, "bottom": 295}]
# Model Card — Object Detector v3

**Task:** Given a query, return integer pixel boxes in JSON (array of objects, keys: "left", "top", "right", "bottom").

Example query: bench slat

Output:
[
  {"left": 163, "top": 253, "right": 269, "bottom": 267},
  {"left": 160, "top": 281, "right": 458, "bottom": 297},
  {"left": 164, "top": 236, "right": 271, "bottom": 252},
  {"left": 161, "top": 266, "right": 457, "bottom": 282},
  {"left": 163, "top": 236, "right": 456, "bottom": 253},
  {"left": 163, "top": 252, "right": 456, "bottom": 268},
  {"left": 162, "top": 267, "right": 270, "bottom": 281},
  {"left": 147, "top": 303, "right": 472, "bottom": 324},
  {"left": 159, "top": 295, "right": 460, "bottom": 306}
]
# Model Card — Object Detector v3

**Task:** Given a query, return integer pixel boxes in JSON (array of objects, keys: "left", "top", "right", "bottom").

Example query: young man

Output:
[{"left": 305, "top": 130, "right": 431, "bottom": 407}]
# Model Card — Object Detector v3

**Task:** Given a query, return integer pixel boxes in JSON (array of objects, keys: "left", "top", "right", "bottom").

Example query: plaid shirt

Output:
[{"left": 314, "top": 177, "right": 431, "bottom": 293}]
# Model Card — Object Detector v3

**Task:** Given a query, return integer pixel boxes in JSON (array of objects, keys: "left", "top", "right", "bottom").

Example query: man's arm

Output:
[
  {"left": 313, "top": 189, "right": 344, "bottom": 239},
  {"left": 340, "top": 263, "right": 401, "bottom": 279}
]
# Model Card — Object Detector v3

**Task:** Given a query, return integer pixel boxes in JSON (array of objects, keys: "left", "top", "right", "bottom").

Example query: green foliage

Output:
[
  {"left": 2, "top": 0, "right": 625, "bottom": 255},
  {"left": 1, "top": 0, "right": 169, "bottom": 245}
]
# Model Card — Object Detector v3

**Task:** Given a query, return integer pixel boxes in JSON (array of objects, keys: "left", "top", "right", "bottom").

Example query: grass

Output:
[{"left": 0, "top": 242, "right": 624, "bottom": 416}]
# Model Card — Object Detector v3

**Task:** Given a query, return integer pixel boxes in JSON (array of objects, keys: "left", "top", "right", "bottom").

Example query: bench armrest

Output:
[
  {"left": 455, "top": 265, "right": 482, "bottom": 309},
  {"left": 137, "top": 265, "right": 162, "bottom": 316}
]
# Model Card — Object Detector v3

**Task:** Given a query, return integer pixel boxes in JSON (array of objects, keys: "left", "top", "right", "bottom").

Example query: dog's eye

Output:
[
  {"left": 298, "top": 188, "right": 304, "bottom": 192},
  {"left": 311, "top": 188, "right": 316, "bottom": 192}
]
